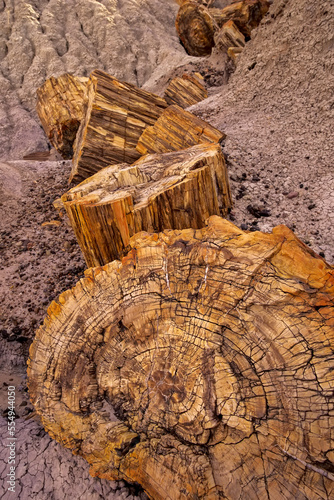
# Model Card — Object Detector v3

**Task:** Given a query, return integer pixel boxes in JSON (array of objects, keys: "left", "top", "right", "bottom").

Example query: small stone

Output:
[
  {"left": 285, "top": 191, "right": 299, "bottom": 199},
  {"left": 241, "top": 223, "right": 248, "bottom": 230},
  {"left": 41, "top": 220, "right": 61, "bottom": 228},
  {"left": 308, "top": 203, "right": 316, "bottom": 210}
]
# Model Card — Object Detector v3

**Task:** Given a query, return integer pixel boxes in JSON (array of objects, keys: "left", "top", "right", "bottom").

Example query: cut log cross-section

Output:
[
  {"left": 62, "top": 143, "right": 232, "bottom": 267},
  {"left": 28, "top": 217, "right": 334, "bottom": 499},
  {"left": 70, "top": 70, "right": 168, "bottom": 184},
  {"left": 164, "top": 74, "right": 208, "bottom": 108},
  {"left": 36, "top": 74, "right": 87, "bottom": 159},
  {"left": 136, "top": 105, "right": 225, "bottom": 156}
]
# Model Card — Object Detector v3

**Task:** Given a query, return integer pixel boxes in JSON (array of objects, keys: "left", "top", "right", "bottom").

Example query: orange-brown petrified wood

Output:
[{"left": 28, "top": 217, "right": 334, "bottom": 499}]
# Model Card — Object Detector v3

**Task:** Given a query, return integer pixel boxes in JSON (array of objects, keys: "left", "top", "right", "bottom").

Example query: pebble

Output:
[{"left": 285, "top": 191, "right": 299, "bottom": 199}]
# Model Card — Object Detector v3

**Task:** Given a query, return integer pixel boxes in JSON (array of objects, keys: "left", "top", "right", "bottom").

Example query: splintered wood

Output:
[
  {"left": 28, "top": 216, "right": 334, "bottom": 499},
  {"left": 62, "top": 143, "right": 232, "bottom": 267},
  {"left": 36, "top": 74, "right": 87, "bottom": 159},
  {"left": 164, "top": 74, "right": 208, "bottom": 108},
  {"left": 70, "top": 70, "right": 167, "bottom": 184},
  {"left": 136, "top": 105, "right": 225, "bottom": 155},
  {"left": 214, "top": 20, "right": 245, "bottom": 52}
]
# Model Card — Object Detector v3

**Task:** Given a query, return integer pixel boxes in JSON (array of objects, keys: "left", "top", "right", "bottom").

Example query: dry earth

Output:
[{"left": 0, "top": 0, "right": 333, "bottom": 498}]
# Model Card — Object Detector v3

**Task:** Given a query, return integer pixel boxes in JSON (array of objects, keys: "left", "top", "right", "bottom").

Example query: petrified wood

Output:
[
  {"left": 70, "top": 69, "right": 167, "bottom": 184},
  {"left": 164, "top": 74, "right": 208, "bottom": 108},
  {"left": 210, "top": 0, "right": 270, "bottom": 37},
  {"left": 214, "top": 20, "right": 245, "bottom": 53},
  {"left": 175, "top": 1, "right": 215, "bottom": 56},
  {"left": 36, "top": 74, "right": 87, "bottom": 159},
  {"left": 136, "top": 105, "right": 225, "bottom": 156},
  {"left": 62, "top": 143, "right": 232, "bottom": 267},
  {"left": 28, "top": 216, "right": 334, "bottom": 499}
]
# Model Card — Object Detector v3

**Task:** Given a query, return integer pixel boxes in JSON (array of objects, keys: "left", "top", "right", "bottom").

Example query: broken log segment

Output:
[
  {"left": 28, "top": 216, "right": 334, "bottom": 499},
  {"left": 62, "top": 143, "right": 232, "bottom": 267},
  {"left": 175, "top": 1, "right": 215, "bottom": 56},
  {"left": 136, "top": 104, "right": 225, "bottom": 156},
  {"left": 36, "top": 74, "right": 87, "bottom": 159},
  {"left": 70, "top": 69, "right": 168, "bottom": 184},
  {"left": 164, "top": 74, "right": 208, "bottom": 108},
  {"left": 210, "top": 0, "right": 270, "bottom": 37},
  {"left": 214, "top": 19, "right": 246, "bottom": 53}
]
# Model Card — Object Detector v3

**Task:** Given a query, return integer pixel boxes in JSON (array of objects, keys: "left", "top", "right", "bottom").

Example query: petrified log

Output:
[
  {"left": 28, "top": 216, "right": 334, "bottom": 499},
  {"left": 227, "top": 45, "right": 243, "bottom": 61},
  {"left": 164, "top": 74, "right": 208, "bottom": 108},
  {"left": 70, "top": 70, "right": 167, "bottom": 184},
  {"left": 62, "top": 143, "right": 232, "bottom": 267},
  {"left": 36, "top": 74, "right": 87, "bottom": 159},
  {"left": 211, "top": 0, "right": 270, "bottom": 37},
  {"left": 175, "top": 1, "right": 215, "bottom": 56},
  {"left": 136, "top": 105, "right": 225, "bottom": 155},
  {"left": 214, "top": 19, "right": 245, "bottom": 53}
]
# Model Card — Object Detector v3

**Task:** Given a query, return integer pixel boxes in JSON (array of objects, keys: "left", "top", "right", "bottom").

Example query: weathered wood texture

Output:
[
  {"left": 36, "top": 74, "right": 87, "bottom": 159},
  {"left": 28, "top": 216, "right": 334, "bottom": 499},
  {"left": 175, "top": 1, "right": 215, "bottom": 56},
  {"left": 62, "top": 143, "right": 232, "bottom": 267},
  {"left": 136, "top": 105, "right": 225, "bottom": 156},
  {"left": 164, "top": 74, "right": 208, "bottom": 108},
  {"left": 70, "top": 70, "right": 168, "bottom": 184},
  {"left": 175, "top": 0, "right": 270, "bottom": 56},
  {"left": 214, "top": 19, "right": 245, "bottom": 53},
  {"left": 210, "top": 0, "right": 270, "bottom": 37}
]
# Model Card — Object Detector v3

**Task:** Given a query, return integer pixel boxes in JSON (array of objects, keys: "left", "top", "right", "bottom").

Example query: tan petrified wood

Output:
[
  {"left": 36, "top": 74, "right": 87, "bottom": 159},
  {"left": 70, "top": 69, "right": 167, "bottom": 184},
  {"left": 164, "top": 74, "right": 208, "bottom": 108},
  {"left": 28, "top": 216, "right": 334, "bottom": 499},
  {"left": 62, "top": 143, "right": 232, "bottom": 267},
  {"left": 214, "top": 20, "right": 246, "bottom": 53},
  {"left": 136, "top": 105, "right": 225, "bottom": 156}
]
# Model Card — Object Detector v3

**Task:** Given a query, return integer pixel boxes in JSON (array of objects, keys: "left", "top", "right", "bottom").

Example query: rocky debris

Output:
[
  {"left": 28, "top": 216, "right": 334, "bottom": 499},
  {"left": 190, "top": 0, "right": 334, "bottom": 264},
  {"left": 36, "top": 74, "right": 87, "bottom": 159}
]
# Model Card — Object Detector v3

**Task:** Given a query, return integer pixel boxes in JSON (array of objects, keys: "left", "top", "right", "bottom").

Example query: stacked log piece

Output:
[
  {"left": 214, "top": 19, "right": 245, "bottom": 53},
  {"left": 136, "top": 105, "right": 225, "bottom": 155},
  {"left": 176, "top": 0, "right": 270, "bottom": 57},
  {"left": 36, "top": 74, "right": 87, "bottom": 159},
  {"left": 28, "top": 216, "right": 334, "bottom": 500},
  {"left": 61, "top": 143, "right": 232, "bottom": 267},
  {"left": 69, "top": 69, "right": 168, "bottom": 184},
  {"left": 164, "top": 74, "right": 208, "bottom": 108}
]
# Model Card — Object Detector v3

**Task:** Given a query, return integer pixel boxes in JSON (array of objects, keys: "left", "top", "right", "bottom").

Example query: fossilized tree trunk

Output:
[
  {"left": 136, "top": 105, "right": 225, "bottom": 155},
  {"left": 36, "top": 74, "right": 87, "bottom": 159},
  {"left": 28, "top": 216, "right": 334, "bottom": 499},
  {"left": 175, "top": 0, "right": 270, "bottom": 56},
  {"left": 175, "top": 1, "right": 215, "bottom": 56},
  {"left": 164, "top": 74, "right": 208, "bottom": 108},
  {"left": 70, "top": 70, "right": 167, "bottom": 184},
  {"left": 62, "top": 143, "right": 232, "bottom": 267}
]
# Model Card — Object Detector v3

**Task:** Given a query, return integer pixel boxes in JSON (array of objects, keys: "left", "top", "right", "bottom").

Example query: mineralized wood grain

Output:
[
  {"left": 164, "top": 74, "right": 208, "bottom": 108},
  {"left": 62, "top": 143, "right": 232, "bottom": 267},
  {"left": 36, "top": 74, "right": 87, "bottom": 159},
  {"left": 28, "top": 216, "right": 334, "bottom": 499},
  {"left": 175, "top": 1, "right": 215, "bottom": 56},
  {"left": 136, "top": 105, "right": 225, "bottom": 155},
  {"left": 210, "top": 0, "right": 270, "bottom": 37},
  {"left": 70, "top": 70, "right": 168, "bottom": 184},
  {"left": 214, "top": 19, "right": 246, "bottom": 53}
]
